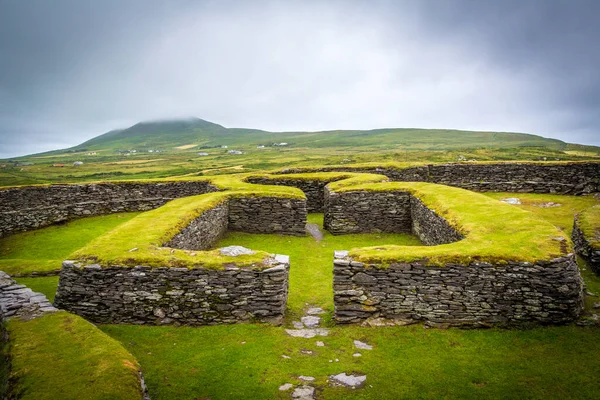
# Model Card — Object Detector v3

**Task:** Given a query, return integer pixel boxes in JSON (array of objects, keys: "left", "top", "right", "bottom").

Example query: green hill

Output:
[{"left": 57, "top": 117, "right": 582, "bottom": 153}]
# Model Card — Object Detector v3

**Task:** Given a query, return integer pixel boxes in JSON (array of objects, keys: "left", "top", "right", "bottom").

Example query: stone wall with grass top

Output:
[
  {"left": 228, "top": 196, "right": 307, "bottom": 235},
  {"left": 279, "top": 162, "right": 600, "bottom": 195},
  {"left": 246, "top": 177, "right": 344, "bottom": 212},
  {"left": 54, "top": 255, "right": 290, "bottom": 326},
  {"left": 572, "top": 212, "right": 600, "bottom": 275},
  {"left": 165, "top": 203, "right": 229, "bottom": 250},
  {"left": 0, "top": 180, "right": 218, "bottom": 238},
  {"left": 333, "top": 253, "right": 584, "bottom": 327},
  {"left": 323, "top": 187, "right": 465, "bottom": 244},
  {"left": 324, "top": 189, "right": 412, "bottom": 234}
]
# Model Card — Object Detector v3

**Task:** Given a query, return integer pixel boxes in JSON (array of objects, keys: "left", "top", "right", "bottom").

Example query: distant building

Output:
[
  {"left": 16, "top": 162, "right": 33, "bottom": 166},
  {"left": 52, "top": 164, "right": 65, "bottom": 167},
  {"left": 221, "top": 145, "right": 228, "bottom": 149},
  {"left": 148, "top": 149, "right": 154, "bottom": 153},
  {"left": 274, "top": 142, "right": 288, "bottom": 146},
  {"left": 73, "top": 161, "right": 84, "bottom": 166},
  {"left": 197, "top": 152, "right": 209, "bottom": 156},
  {"left": 86, "top": 151, "right": 97, "bottom": 155},
  {"left": 257, "top": 145, "right": 265, "bottom": 149},
  {"left": 227, "top": 150, "right": 243, "bottom": 155},
  {"left": 130, "top": 150, "right": 137, "bottom": 153}
]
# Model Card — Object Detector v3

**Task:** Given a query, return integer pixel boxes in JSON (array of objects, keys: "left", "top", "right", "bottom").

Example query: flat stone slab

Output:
[
  {"left": 298, "top": 376, "right": 315, "bottom": 381},
  {"left": 293, "top": 321, "right": 304, "bottom": 329},
  {"left": 292, "top": 385, "right": 315, "bottom": 399},
  {"left": 301, "top": 316, "right": 321, "bottom": 328},
  {"left": 334, "top": 250, "right": 349, "bottom": 259},
  {"left": 353, "top": 340, "right": 373, "bottom": 350},
  {"left": 279, "top": 383, "right": 293, "bottom": 391},
  {"left": 501, "top": 197, "right": 521, "bottom": 205},
  {"left": 219, "top": 246, "right": 255, "bottom": 256},
  {"left": 330, "top": 373, "right": 367, "bottom": 387},
  {"left": 285, "top": 328, "right": 329, "bottom": 338},
  {"left": 306, "top": 307, "right": 325, "bottom": 315},
  {"left": 306, "top": 223, "right": 324, "bottom": 241}
]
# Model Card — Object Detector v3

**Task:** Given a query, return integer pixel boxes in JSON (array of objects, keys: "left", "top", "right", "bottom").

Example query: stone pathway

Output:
[{"left": 281, "top": 305, "right": 371, "bottom": 398}]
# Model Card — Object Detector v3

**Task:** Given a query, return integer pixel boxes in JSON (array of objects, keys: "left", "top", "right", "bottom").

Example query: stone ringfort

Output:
[{"left": 1, "top": 161, "right": 599, "bottom": 328}]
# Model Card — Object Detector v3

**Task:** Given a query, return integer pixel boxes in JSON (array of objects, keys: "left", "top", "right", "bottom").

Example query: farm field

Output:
[
  {"left": 2, "top": 118, "right": 599, "bottom": 188},
  {"left": 2, "top": 192, "right": 599, "bottom": 399}
]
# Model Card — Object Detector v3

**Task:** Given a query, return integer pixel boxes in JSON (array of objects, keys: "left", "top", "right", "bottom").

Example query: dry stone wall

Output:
[
  {"left": 324, "top": 189, "right": 412, "bottom": 234},
  {"left": 572, "top": 216, "right": 600, "bottom": 274},
  {"left": 280, "top": 162, "right": 600, "bottom": 195},
  {"left": 54, "top": 256, "right": 290, "bottom": 326},
  {"left": 333, "top": 253, "right": 584, "bottom": 327},
  {"left": 165, "top": 202, "right": 229, "bottom": 250},
  {"left": 323, "top": 188, "right": 464, "bottom": 244},
  {"left": 246, "top": 177, "right": 343, "bottom": 212},
  {"left": 0, "top": 271, "right": 57, "bottom": 322},
  {"left": 0, "top": 181, "right": 218, "bottom": 238},
  {"left": 410, "top": 197, "right": 464, "bottom": 245},
  {"left": 228, "top": 196, "right": 307, "bottom": 235}
]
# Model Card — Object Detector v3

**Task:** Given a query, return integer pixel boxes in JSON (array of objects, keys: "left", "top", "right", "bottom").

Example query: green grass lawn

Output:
[
  {"left": 100, "top": 323, "right": 600, "bottom": 400},
  {"left": 0, "top": 212, "right": 140, "bottom": 275}
]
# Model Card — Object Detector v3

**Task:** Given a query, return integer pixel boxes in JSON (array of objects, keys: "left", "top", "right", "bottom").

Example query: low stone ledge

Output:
[
  {"left": 333, "top": 253, "right": 584, "bottom": 327},
  {"left": 0, "top": 271, "right": 57, "bottom": 322},
  {"left": 54, "top": 255, "right": 291, "bottom": 326}
]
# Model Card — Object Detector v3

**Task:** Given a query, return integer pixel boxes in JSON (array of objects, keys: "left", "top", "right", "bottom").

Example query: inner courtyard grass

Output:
[
  {"left": 2, "top": 193, "right": 600, "bottom": 399},
  {"left": 218, "top": 214, "right": 421, "bottom": 320}
]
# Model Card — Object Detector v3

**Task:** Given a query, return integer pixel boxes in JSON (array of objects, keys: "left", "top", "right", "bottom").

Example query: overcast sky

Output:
[{"left": 1, "top": 0, "right": 599, "bottom": 158}]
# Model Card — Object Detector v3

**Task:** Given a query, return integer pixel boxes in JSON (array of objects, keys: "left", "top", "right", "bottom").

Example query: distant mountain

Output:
[{"left": 34, "top": 117, "right": 600, "bottom": 154}]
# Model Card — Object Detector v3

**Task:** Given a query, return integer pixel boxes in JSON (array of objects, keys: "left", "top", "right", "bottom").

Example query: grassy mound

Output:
[
  {"left": 326, "top": 180, "right": 569, "bottom": 265},
  {"left": 70, "top": 185, "right": 304, "bottom": 269},
  {"left": 5, "top": 311, "right": 143, "bottom": 400}
]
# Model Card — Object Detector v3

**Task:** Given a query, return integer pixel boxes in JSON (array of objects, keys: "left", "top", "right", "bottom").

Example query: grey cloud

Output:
[{"left": 0, "top": 0, "right": 598, "bottom": 158}]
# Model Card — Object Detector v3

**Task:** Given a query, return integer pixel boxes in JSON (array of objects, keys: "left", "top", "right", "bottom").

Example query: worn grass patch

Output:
[
  {"left": 6, "top": 311, "right": 142, "bottom": 400},
  {"left": 0, "top": 212, "right": 140, "bottom": 275}
]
